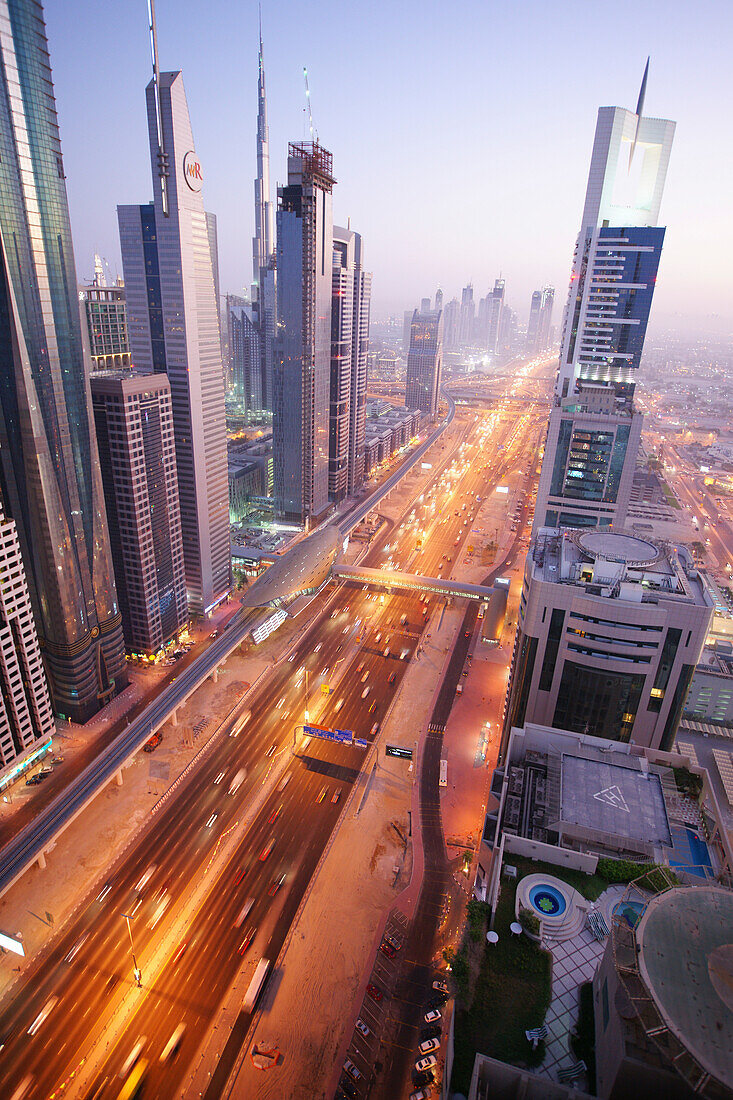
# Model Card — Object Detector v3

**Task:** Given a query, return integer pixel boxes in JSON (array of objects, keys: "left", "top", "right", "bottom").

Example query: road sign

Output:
[
  {"left": 354, "top": 738, "right": 368, "bottom": 750},
  {"left": 385, "top": 744, "right": 413, "bottom": 760},
  {"left": 321, "top": 684, "right": 332, "bottom": 696},
  {"left": 303, "top": 724, "right": 355, "bottom": 746}
]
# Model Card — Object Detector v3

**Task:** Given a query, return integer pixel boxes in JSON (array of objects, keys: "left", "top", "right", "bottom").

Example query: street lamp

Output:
[{"left": 122, "top": 913, "right": 142, "bottom": 987}]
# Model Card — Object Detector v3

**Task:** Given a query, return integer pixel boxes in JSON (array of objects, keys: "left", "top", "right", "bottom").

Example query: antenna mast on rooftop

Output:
[
  {"left": 303, "top": 67, "right": 316, "bottom": 142},
  {"left": 148, "top": 0, "right": 169, "bottom": 216}
]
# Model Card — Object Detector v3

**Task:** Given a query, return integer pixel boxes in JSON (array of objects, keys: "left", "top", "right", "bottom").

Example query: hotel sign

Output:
[{"left": 183, "top": 150, "right": 203, "bottom": 192}]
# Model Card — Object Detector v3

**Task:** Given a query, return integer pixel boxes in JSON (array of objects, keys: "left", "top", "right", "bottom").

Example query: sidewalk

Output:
[{"left": 204, "top": 602, "right": 463, "bottom": 1100}]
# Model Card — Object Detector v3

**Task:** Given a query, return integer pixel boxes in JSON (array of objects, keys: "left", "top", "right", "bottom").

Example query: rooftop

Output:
[
  {"left": 560, "top": 753, "right": 672, "bottom": 849},
  {"left": 239, "top": 526, "right": 340, "bottom": 610},
  {"left": 636, "top": 886, "right": 733, "bottom": 1092},
  {"left": 530, "top": 527, "right": 712, "bottom": 608}
]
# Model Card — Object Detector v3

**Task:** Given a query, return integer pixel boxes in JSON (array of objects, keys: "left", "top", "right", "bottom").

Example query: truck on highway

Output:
[{"left": 243, "top": 958, "right": 270, "bottom": 1012}]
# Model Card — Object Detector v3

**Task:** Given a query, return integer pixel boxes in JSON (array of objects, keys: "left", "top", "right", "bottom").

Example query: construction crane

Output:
[{"left": 303, "top": 67, "right": 316, "bottom": 142}]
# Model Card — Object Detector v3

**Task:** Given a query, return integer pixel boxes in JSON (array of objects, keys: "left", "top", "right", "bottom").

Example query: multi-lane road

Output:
[{"left": 0, "top": 387, "right": 547, "bottom": 1100}]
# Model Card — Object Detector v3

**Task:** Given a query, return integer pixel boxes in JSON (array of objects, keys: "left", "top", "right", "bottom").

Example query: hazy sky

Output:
[{"left": 47, "top": 0, "right": 733, "bottom": 330}]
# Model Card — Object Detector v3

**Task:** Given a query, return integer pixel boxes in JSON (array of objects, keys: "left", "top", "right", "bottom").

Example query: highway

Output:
[{"left": 0, "top": 388, "right": 546, "bottom": 1100}]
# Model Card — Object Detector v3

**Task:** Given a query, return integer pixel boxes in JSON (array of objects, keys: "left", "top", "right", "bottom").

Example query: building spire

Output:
[
  {"left": 253, "top": 6, "right": 274, "bottom": 283},
  {"left": 629, "top": 56, "right": 650, "bottom": 169},
  {"left": 147, "top": 0, "right": 169, "bottom": 216}
]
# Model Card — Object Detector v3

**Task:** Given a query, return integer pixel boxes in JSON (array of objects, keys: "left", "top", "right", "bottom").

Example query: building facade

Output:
[
  {"left": 0, "top": 489, "right": 55, "bottom": 775},
  {"left": 526, "top": 285, "right": 554, "bottom": 355},
  {"left": 535, "top": 85, "right": 675, "bottom": 538},
  {"left": 91, "top": 373, "right": 188, "bottom": 656},
  {"left": 251, "top": 28, "right": 276, "bottom": 413},
  {"left": 273, "top": 142, "right": 335, "bottom": 525},
  {"left": 405, "top": 309, "right": 443, "bottom": 419},
  {"left": 0, "top": 0, "right": 127, "bottom": 721},
  {"left": 329, "top": 229, "right": 354, "bottom": 502},
  {"left": 486, "top": 278, "right": 505, "bottom": 354},
  {"left": 79, "top": 282, "right": 131, "bottom": 373},
  {"left": 502, "top": 529, "right": 712, "bottom": 754},
  {"left": 227, "top": 295, "right": 262, "bottom": 414},
  {"left": 118, "top": 70, "right": 230, "bottom": 616}
]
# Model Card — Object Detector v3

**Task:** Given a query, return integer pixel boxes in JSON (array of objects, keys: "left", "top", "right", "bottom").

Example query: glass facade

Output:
[
  {"left": 553, "top": 661, "right": 645, "bottom": 742},
  {"left": 0, "top": 0, "right": 126, "bottom": 721}
]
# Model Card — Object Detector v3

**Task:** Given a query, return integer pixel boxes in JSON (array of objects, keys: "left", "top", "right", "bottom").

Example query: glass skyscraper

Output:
[
  {"left": 405, "top": 309, "right": 443, "bottom": 419},
  {"left": 0, "top": 0, "right": 126, "bottom": 722}
]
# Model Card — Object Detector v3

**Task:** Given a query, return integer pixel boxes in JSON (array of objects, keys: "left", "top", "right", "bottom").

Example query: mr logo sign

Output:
[{"left": 183, "top": 150, "right": 203, "bottom": 192}]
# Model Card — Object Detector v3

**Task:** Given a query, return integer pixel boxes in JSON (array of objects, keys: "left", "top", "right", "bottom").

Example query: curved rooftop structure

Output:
[
  {"left": 614, "top": 884, "right": 733, "bottom": 1096},
  {"left": 240, "top": 527, "right": 340, "bottom": 610},
  {"left": 572, "top": 529, "right": 663, "bottom": 567}
]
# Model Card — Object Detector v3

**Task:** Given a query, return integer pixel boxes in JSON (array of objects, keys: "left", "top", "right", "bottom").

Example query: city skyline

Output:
[{"left": 46, "top": 0, "right": 733, "bottom": 330}]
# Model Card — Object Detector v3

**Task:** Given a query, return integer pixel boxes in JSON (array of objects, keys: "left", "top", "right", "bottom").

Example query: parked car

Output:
[
  {"left": 418, "top": 1038, "right": 440, "bottom": 1055},
  {"left": 366, "top": 983, "right": 383, "bottom": 1003},
  {"left": 415, "top": 1054, "right": 437, "bottom": 1073}
]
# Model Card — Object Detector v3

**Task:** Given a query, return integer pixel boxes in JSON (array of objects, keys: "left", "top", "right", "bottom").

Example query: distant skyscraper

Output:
[
  {"left": 252, "top": 25, "right": 276, "bottom": 412},
  {"left": 402, "top": 310, "right": 413, "bottom": 354},
  {"left": 0, "top": 0, "right": 126, "bottom": 721},
  {"left": 486, "top": 278, "right": 505, "bottom": 354},
  {"left": 274, "top": 142, "right": 335, "bottom": 525},
  {"left": 420, "top": 297, "right": 432, "bottom": 314},
  {"left": 79, "top": 280, "right": 131, "bottom": 373},
  {"left": 443, "top": 298, "right": 459, "bottom": 350},
  {"left": 0, "top": 488, "right": 55, "bottom": 776},
  {"left": 228, "top": 294, "right": 262, "bottom": 413},
  {"left": 405, "top": 309, "right": 443, "bottom": 418},
  {"left": 535, "top": 70, "right": 675, "bottom": 533},
  {"left": 526, "top": 290, "right": 542, "bottom": 353},
  {"left": 434, "top": 288, "right": 443, "bottom": 312},
  {"left": 330, "top": 230, "right": 354, "bottom": 503},
  {"left": 206, "top": 210, "right": 225, "bottom": 369},
  {"left": 459, "top": 284, "right": 475, "bottom": 345},
  {"left": 347, "top": 231, "right": 371, "bottom": 496},
  {"left": 476, "top": 293, "right": 489, "bottom": 346},
  {"left": 118, "top": 67, "right": 230, "bottom": 616},
  {"left": 91, "top": 373, "right": 188, "bottom": 656},
  {"left": 537, "top": 286, "right": 554, "bottom": 351}
]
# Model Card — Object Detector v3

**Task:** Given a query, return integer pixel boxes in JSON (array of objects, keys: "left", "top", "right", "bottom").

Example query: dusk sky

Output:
[{"left": 47, "top": 0, "right": 732, "bottom": 331}]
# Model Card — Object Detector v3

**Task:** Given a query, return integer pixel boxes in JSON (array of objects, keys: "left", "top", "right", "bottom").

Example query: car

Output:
[
  {"left": 366, "top": 983, "right": 383, "bottom": 1003},
  {"left": 424, "top": 1008, "right": 441, "bottom": 1024},
  {"left": 171, "top": 941, "right": 189, "bottom": 967},
  {"left": 375, "top": 632, "right": 382, "bottom": 643},
  {"left": 268, "top": 873, "right": 286, "bottom": 896},
  {"left": 464, "top": 630, "right": 470, "bottom": 638},
  {"left": 388, "top": 671, "right": 396, "bottom": 684},
  {"left": 369, "top": 701, "right": 377, "bottom": 714},
  {"left": 135, "top": 864, "right": 157, "bottom": 893},
  {"left": 331, "top": 789, "right": 341, "bottom": 804},
  {"left": 238, "top": 926, "right": 257, "bottom": 954},
  {"left": 277, "top": 773, "right": 292, "bottom": 793},
  {"left": 288, "top": 653, "right": 296, "bottom": 662},
  {"left": 64, "top": 932, "right": 89, "bottom": 963},
  {"left": 419, "top": 1037, "right": 440, "bottom": 1054},
  {"left": 27, "top": 995, "right": 59, "bottom": 1037},
  {"left": 343, "top": 1058, "right": 362, "bottom": 1081},
  {"left": 356, "top": 662, "right": 364, "bottom": 673},
  {"left": 210, "top": 630, "right": 219, "bottom": 639},
  {"left": 233, "top": 863, "right": 250, "bottom": 887},
  {"left": 25, "top": 774, "right": 42, "bottom": 786},
  {"left": 360, "top": 670, "right": 369, "bottom": 683},
  {"left": 335, "top": 698, "right": 344, "bottom": 712},
  {"left": 316, "top": 786, "right": 328, "bottom": 803},
  {"left": 266, "top": 742, "right": 277, "bottom": 757},
  {"left": 259, "top": 837, "right": 275, "bottom": 861},
  {"left": 314, "top": 642, "right": 323, "bottom": 652},
  {"left": 361, "top": 687, "right": 370, "bottom": 700},
  {"left": 432, "top": 978, "right": 449, "bottom": 994},
  {"left": 339, "top": 1078, "right": 357, "bottom": 1099},
  {"left": 234, "top": 897, "right": 255, "bottom": 927},
  {"left": 342, "top": 626, "right": 349, "bottom": 635},
  {"left": 205, "top": 812, "right": 218, "bottom": 829},
  {"left": 268, "top": 803, "right": 283, "bottom": 825},
  {"left": 96, "top": 881, "right": 113, "bottom": 904},
  {"left": 355, "top": 1018, "right": 370, "bottom": 1037},
  {"left": 415, "top": 1054, "right": 438, "bottom": 1073},
  {"left": 380, "top": 940, "right": 396, "bottom": 958},
  {"left": 213, "top": 771, "right": 226, "bottom": 785},
  {"left": 160, "top": 1022, "right": 186, "bottom": 1064},
  {"left": 383, "top": 932, "right": 401, "bottom": 951},
  {"left": 410, "top": 1089, "right": 432, "bottom": 1100}
]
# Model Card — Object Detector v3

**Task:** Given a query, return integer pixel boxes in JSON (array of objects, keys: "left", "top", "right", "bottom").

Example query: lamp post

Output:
[{"left": 122, "top": 913, "right": 142, "bottom": 987}]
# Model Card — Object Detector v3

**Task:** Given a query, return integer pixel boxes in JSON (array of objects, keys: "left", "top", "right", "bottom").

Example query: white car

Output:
[
  {"left": 355, "top": 1018, "right": 370, "bottom": 1037},
  {"left": 419, "top": 1037, "right": 440, "bottom": 1054},
  {"left": 415, "top": 1054, "right": 437, "bottom": 1072},
  {"left": 424, "top": 1008, "right": 441, "bottom": 1024}
]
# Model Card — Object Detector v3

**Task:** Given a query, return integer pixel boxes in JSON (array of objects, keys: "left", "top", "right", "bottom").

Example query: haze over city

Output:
[{"left": 49, "top": 0, "right": 733, "bottom": 328}]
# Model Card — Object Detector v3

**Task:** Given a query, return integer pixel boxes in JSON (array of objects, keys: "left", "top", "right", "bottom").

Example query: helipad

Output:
[{"left": 574, "top": 529, "right": 662, "bottom": 566}]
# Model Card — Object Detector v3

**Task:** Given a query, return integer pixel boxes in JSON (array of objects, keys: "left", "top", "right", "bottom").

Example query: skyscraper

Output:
[
  {"left": 91, "top": 373, "right": 188, "bottom": 656},
  {"left": 459, "top": 284, "right": 475, "bottom": 345},
  {"left": 537, "top": 285, "right": 554, "bottom": 351},
  {"left": 534, "top": 68, "right": 675, "bottom": 533},
  {"left": 273, "top": 142, "right": 335, "bottom": 525},
  {"left": 434, "top": 288, "right": 443, "bottom": 312},
  {"left": 405, "top": 309, "right": 443, "bottom": 418},
  {"left": 486, "top": 278, "right": 505, "bottom": 354},
  {"left": 443, "top": 298, "right": 459, "bottom": 350},
  {"left": 0, "top": 0, "right": 126, "bottom": 721},
  {"left": 79, "top": 279, "right": 131, "bottom": 373},
  {"left": 526, "top": 290, "right": 542, "bottom": 353},
  {"left": 0, "top": 488, "right": 55, "bottom": 777},
  {"left": 251, "top": 24, "right": 276, "bottom": 412},
  {"left": 228, "top": 294, "right": 262, "bottom": 413},
  {"left": 118, "top": 65, "right": 230, "bottom": 616},
  {"left": 420, "top": 297, "right": 432, "bottom": 314},
  {"left": 329, "top": 227, "right": 371, "bottom": 502}
]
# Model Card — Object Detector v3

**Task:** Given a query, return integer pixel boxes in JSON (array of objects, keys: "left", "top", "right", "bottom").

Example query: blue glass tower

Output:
[{"left": 0, "top": 0, "right": 127, "bottom": 722}]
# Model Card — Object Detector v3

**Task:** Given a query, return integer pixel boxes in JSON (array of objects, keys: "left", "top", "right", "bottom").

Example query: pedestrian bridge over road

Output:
[{"left": 333, "top": 564, "right": 498, "bottom": 602}]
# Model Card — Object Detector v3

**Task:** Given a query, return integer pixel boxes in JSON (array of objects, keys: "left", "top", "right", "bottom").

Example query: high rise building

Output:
[
  {"left": 501, "top": 529, "right": 712, "bottom": 755},
  {"left": 0, "top": 0, "right": 126, "bottom": 721},
  {"left": 228, "top": 294, "right": 262, "bottom": 414},
  {"left": 526, "top": 290, "right": 542, "bottom": 353},
  {"left": 118, "top": 65, "right": 230, "bottom": 616},
  {"left": 420, "top": 297, "right": 432, "bottom": 314},
  {"left": 443, "top": 298, "right": 459, "bottom": 350},
  {"left": 534, "top": 68, "right": 675, "bottom": 534},
  {"left": 486, "top": 278, "right": 505, "bottom": 354},
  {"left": 402, "top": 310, "right": 413, "bottom": 354},
  {"left": 0, "top": 488, "right": 55, "bottom": 777},
  {"left": 537, "top": 285, "right": 554, "bottom": 351},
  {"left": 329, "top": 227, "right": 371, "bottom": 502},
  {"left": 251, "top": 25, "right": 276, "bottom": 412},
  {"left": 434, "top": 289, "right": 443, "bottom": 312},
  {"left": 273, "top": 141, "right": 335, "bottom": 525},
  {"left": 459, "top": 284, "right": 475, "bottom": 345},
  {"left": 205, "top": 210, "right": 225, "bottom": 369},
  {"left": 91, "top": 373, "right": 188, "bottom": 656},
  {"left": 405, "top": 309, "right": 443, "bottom": 418},
  {"left": 79, "top": 280, "right": 132, "bottom": 373}
]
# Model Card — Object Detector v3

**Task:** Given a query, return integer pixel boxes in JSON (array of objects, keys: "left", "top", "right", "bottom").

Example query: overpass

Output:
[
  {"left": 333, "top": 563, "right": 501, "bottom": 602},
  {"left": 447, "top": 388, "right": 547, "bottom": 406},
  {"left": 0, "top": 608, "right": 264, "bottom": 899}
]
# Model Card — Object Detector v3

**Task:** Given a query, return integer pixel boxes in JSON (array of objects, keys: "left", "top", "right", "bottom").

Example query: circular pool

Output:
[{"left": 528, "top": 883, "right": 567, "bottom": 917}]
